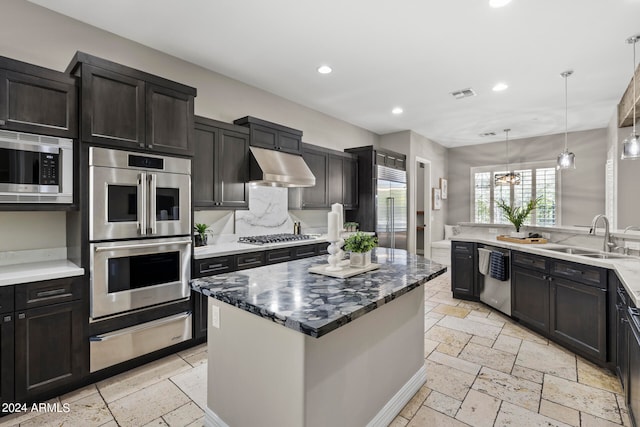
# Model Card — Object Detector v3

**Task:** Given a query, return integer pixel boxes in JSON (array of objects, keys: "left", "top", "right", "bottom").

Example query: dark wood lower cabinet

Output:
[
  {"left": 14, "top": 300, "right": 83, "bottom": 401},
  {"left": 550, "top": 278, "right": 607, "bottom": 361},
  {"left": 0, "top": 313, "right": 14, "bottom": 406},
  {"left": 451, "top": 242, "right": 477, "bottom": 300},
  {"left": 511, "top": 267, "right": 550, "bottom": 334},
  {"left": 628, "top": 313, "right": 640, "bottom": 424}
]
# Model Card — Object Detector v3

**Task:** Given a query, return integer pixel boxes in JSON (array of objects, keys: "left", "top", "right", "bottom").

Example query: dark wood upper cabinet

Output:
[
  {"left": 328, "top": 154, "right": 343, "bottom": 205},
  {"left": 233, "top": 116, "right": 302, "bottom": 155},
  {"left": 0, "top": 57, "right": 77, "bottom": 138},
  {"left": 67, "top": 52, "right": 196, "bottom": 156},
  {"left": 300, "top": 145, "right": 329, "bottom": 208},
  {"left": 342, "top": 155, "right": 358, "bottom": 209},
  {"left": 193, "top": 116, "right": 250, "bottom": 209}
]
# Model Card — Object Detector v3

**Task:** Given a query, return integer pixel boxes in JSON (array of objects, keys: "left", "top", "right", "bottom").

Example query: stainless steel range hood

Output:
[{"left": 249, "top": 146, "right": 315, "bottom": 188}]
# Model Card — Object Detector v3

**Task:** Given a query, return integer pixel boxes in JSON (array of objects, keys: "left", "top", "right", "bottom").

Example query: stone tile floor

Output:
[{"left": 0, "top": 271, "right": 629, "bottom": 426}]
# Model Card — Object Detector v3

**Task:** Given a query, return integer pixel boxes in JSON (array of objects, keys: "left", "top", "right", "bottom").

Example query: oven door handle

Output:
[
  {"left": 138, "top": 172, "right": 147, "bottom": 235},
  {"left": 94, "top": 239, "right": 192, "bottom": 252},
  {"left": 149, "top": 173, "right": 157, "bottom": 235}
]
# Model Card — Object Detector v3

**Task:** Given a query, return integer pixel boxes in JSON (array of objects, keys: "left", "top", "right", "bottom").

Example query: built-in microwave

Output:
[{"left": 0, "top": 130, "right": 73, "bottom": 203}]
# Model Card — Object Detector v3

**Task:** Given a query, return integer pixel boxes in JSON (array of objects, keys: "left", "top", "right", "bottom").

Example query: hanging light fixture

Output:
[
  {"left": 557, "top": 70, "right": 576, "bottom": 170},
  {"left": 622, "top": 34, "right": 640, "bottom": 160},
  {"left": 495, "top": 129, "right": 521, "bottom": 185}
]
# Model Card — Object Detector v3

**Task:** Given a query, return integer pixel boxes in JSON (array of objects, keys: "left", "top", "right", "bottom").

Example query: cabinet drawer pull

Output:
[
  {"left": 243, "top": 257, "right": 257, "bottom": 263},
  {"left": 206, "top": 263, "right": 224, "bottom": 269},
  {"left": 562, "top": 267, "right": 583, "bottom": 275},
  {"left": 18, "top": 313, "right": 25, "bottom": 320},
  {"left": 0, "top": 119, "right": 5, "bottom": 126},
  {"left": 3, "top": 315, "right": 11, "bottom": 323},
  {"left": 36, "top": 288, "right": 67, "bottom": 298}
]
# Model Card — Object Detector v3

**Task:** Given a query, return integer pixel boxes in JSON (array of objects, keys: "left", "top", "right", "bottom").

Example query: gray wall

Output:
[
  {"left": 0, "top": 0, "right": 379, "bottom": 251},
  {"left": 616, "top": 124, "right": 640, "bottom": 228},
  {"left": 447, "top": 128, "right": 607, "bottom": 227}
]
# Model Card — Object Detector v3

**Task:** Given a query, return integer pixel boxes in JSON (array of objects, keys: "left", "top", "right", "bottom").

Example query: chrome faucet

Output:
[
  {"left": 624, "top": 225, "right": 640, "bottom": 233},
  {"left": 590, "top": 214, "right": 616, "bottom": 252}
]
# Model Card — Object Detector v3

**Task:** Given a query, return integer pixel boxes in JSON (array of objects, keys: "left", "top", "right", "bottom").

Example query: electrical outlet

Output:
[
  {"left": 625, "top": 241, "right": 640, "bottom": 251},
  {"left": 211, "top": 305, "right": 220, "bottom": 329},
  {"left": 489, "top": 228, "right": 498, "bottom": 234}
]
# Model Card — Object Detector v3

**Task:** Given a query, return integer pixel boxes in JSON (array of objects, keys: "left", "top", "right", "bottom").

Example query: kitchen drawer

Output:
[
  {"left": 0, "top": 286, "right": 14, "bottom": 314},
  {"left": 452, "top": 241, "right": 474, "bottom": 255},
  {"left": 194, "top": 255, "right": 235, "bottom": 278},
  {"left": 316, "top": 242, "right": 330, "bottom": 255},
  {"left": 551, "top": 260, "right": 606, "bottom": 288},
  {"left": 15, "top": 277, "right": 82, "bottom": 310},
  {"left": 266, "top": 248, "right": 293, "bottom": 264},
  {"left": 294, "top": 244, "right": 317, "bottom": 258},
  {"left": 512, "top": 251, "right": 549, "bottom": 272},
  {"left": 236, "top": 252, "right": 265, "bottom": 270}
]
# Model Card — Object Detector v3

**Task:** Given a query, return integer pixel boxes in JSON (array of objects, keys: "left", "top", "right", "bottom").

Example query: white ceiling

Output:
[{"left": 29, "top": 0, "right": 640, "bottom": 147}]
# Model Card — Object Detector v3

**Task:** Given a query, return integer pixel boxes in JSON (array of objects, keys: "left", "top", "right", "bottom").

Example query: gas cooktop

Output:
[{"left": 238, "top": 233, "right": 312, "bottom": 245}]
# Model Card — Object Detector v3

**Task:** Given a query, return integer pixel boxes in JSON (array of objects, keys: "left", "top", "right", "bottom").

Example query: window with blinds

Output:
[{"left": 471, "top": 162, "right": 558, "bottom": 226}]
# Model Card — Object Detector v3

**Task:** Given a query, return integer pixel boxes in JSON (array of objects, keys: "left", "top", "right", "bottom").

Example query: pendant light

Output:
[
  {"left": 622, "top": 34, "right": 640, "bottom": 160},
  {"left": 495, "top": 129, "right": 521, "bottom": 185},
  {"left": 557, "top": 70, "right": 576, "bottom": 170}
]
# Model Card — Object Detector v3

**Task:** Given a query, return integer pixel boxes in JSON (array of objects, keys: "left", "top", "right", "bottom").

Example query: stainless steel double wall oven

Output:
[{"left": 88, "top": 147, "right": 192, "bottom": 372}]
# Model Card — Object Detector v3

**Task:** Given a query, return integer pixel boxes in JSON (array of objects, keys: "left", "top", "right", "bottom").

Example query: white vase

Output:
[
  {"left": 350, "top": 251, "right": 371, "bottom": 268},
  {"left": 510, "top": 231, "right": 527, "bottom": 239}
]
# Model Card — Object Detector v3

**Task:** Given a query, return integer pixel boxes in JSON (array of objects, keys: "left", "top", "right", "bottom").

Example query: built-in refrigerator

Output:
[{"left": 376, "top": 165, "right": 407, "bottom": 250}]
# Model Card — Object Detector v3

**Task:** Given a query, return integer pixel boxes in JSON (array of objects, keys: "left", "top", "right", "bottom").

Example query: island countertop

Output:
[{"left": 191, "top": 248, "right": 447, "bottom": 338}]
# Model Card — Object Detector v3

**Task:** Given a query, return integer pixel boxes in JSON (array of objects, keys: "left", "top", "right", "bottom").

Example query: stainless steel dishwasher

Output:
[{"left": 478, "top": 245, "right": 511, "bottom": 316}]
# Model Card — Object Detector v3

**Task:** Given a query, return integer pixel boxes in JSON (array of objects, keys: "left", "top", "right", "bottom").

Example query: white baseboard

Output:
[
  {"left": 204, "top": 407, "right": 230, "bottom": 427},
  {"left": 366, "top": 365, "right": 427, "bottom": 427}
]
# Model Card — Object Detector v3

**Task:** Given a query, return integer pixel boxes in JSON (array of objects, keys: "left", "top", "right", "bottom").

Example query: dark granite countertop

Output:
[{"left": 191, "top": 248, "right": 447, "bottom": 338}]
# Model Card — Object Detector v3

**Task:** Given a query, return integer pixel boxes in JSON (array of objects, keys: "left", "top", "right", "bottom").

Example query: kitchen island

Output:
[{"left": 191, "top": 248, "right": 446, "bottom": 427}]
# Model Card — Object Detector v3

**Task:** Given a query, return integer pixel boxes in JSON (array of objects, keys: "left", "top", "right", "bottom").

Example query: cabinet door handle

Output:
[
  {"left": 36, "top": 288, "right": 67, "bottom": 298},
  {"left": 18, "top": 313, "right": 25, "bottom": 320},
  {"left": 542, "top": 275, "right": 548, "bottom": 280},
  {"left": 0, "top": 119, "right": 5, "bottom": 126},
  {"left": 3, "top": 315, "right": 11, "bottom": 323}
]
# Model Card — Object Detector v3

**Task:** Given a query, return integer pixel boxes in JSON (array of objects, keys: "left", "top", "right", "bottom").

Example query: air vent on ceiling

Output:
[
  {"left": 450, "top": 88, "right": 477, "bottom": 99},
  {"left": 479, "top": 132, "right": 496, "bottom": 137}
]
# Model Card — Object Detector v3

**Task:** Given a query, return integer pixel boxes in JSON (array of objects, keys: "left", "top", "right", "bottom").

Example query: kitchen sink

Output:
[
  {"left": 545, "top": 247, "right": 599, "bottom": 255},
  {"left": 579, "top": 253, "right": 631, "bottom": 259}
]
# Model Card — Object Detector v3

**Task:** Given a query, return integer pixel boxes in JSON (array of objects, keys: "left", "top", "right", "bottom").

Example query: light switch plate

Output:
[
  {"left": 211, "top": 305, "right": 220, "bottom": 329},
  {"left": 625, "top": 241, "right": 640, "bottom": 251}
]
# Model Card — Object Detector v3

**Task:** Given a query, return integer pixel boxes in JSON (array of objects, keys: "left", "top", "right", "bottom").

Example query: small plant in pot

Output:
[
  {"left": 194, "top": 223, "right": 212, "bottom": 247},
  {"left": 496, "top": 197, "right": 541, "bottom": 238},
  {"left": 343, "top": 232, "right": 378, "bottom": 267}
]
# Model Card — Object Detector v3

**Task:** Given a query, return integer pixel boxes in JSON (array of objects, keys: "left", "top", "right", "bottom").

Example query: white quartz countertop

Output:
[
  {"left": 0, "top": 259, "right": 84, "bottom": 287},
  {"left": 194, "top": 236, "right": 328, "bottom": 259},
  {"left": 453, "top": 234, "right": 640, "bottom": 306}
]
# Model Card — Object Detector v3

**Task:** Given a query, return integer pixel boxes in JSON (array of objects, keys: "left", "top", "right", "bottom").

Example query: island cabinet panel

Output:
[
  {"left": 550, "top": 277, "right": 607, "bottom": 361},
  {"left": 193, "top": 117, "right": 249, "bottom": 209},
  {"left": 451, "top": 241, "right": 477, "bottom": 300},
  {"left": 14, "top": 299, "right": 83, "bottom": 401},
  {"left": 0, "top": 57, "right": 78, "bottom": 138},
  {"left": 511, "top": 267, "right": 550, "bottom": 334}
]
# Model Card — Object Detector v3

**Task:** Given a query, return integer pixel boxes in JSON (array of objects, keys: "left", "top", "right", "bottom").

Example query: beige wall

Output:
[
  {"left": 0, "top": 0, "right": 379, "bottom": 251},
  {"left": 447, "top": 128, "right": 607, "bottom": 227},
  {"left": 616, "top": 124, "right": 640, "bottom": 229}
]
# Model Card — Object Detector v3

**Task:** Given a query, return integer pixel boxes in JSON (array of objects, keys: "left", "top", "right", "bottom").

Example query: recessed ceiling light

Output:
[
  {"left": 392, "top": 107, "right": 404, "bottom": 115},
  {"left": 492, "top": 82, "right": 509, "bottom": 92},
  {"left": 317, "top": 65, "right": 332, "bottom": 74},
  {"left": 489, "top": 0, "right": 512, "bottom": 8}
]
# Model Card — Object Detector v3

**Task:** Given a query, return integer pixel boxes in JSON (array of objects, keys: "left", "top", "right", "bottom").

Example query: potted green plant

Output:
[
  {"left": 495, "top": 198, "right": 541, "bottom": 238},
  {"left": 344, "top": 222, "right": 359, "bottom": 232},
  {"left": 343, "top": 232, "right": 378, "bottom": 267},
  {"left": 194, "top": 223, "right": 212, "bottom": 247}
]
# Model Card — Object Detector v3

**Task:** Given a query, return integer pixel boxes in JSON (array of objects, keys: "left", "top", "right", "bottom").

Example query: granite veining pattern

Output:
[
  {"left": 235, "top": 186, "right": 293, "bottom": 236},
  {"left": 191, "top": 248, "right": 447, "bottom": 338}
]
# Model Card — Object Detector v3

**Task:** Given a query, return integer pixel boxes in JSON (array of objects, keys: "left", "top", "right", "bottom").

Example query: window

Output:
[{"left": 471, "top": 161, "right": 559, "bottom": 226}]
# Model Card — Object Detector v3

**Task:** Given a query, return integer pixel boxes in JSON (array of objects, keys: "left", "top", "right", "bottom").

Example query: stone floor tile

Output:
[
  {"left": 617, "top": 393, "right": 632, "bottom": 427},
  {"left": 162, "top": 401, "right": 204, "bottom": 426},
  {"left": 428, "top": 350, "right": 481, "bottom": 376},
  {"left": 581, "top": 412, "right": 628, "bottom": 427},
  {"left": 425, "top": 359, "right": 476, "bottom": 400},
  {"left": 98, "top": 421, "right": 119, "bottom": 427},
  {"left": 425, "top": 325, "right": 472, "bottom": 348},
  {"left": 97, "top": 354, "right": 192, "bottom": 403},
  {"left": 429, "top": 291, "right": 461, "bottom": 306},
  {"left": 469, "top": 335, "right": 495, "bottom": 347},
  {"left": 467, "top": 315, "right": 505, "bottom": 329},
  {"left": 177, "top": 343, "right": 207, "bottom": 360},
  {"left": 184, "top": 417, "right": 205, "bottom": 427},
  {"left": 59, "top": 384, "right": 99, "bottom": 403},
  {"left": 437, "top": 342, "right": 465, "bottom": 357},
  {"left": 389, "top": 415, "right": 410, "bottom": 427},
  {"left": 426, "top": 311, "right": 446, "bottom": 320},
  {"left": 457, "top": 301, "right": 489, "bottom": 312},
  {"left": 399, "top": 384, "right": 432, "bottom": 419},
  {"left": 494, "top": 401, "right": 572, "bottom": 427},
  {"left": 542, "top": 374, "right": 620, "bottom": 423},
  {"left": 437, "top": 315, "right": 502, "bottom": 340},
  {"left": 433, "top": 304, "right": 471, "bottom": 318},
  {"left": 0, "top": 397, "right": 60, "bottom": 426},
  {"left": 516, "top": 340, "right": 577, "bottom": 381},
  {"left": 458, "top": 342, "right": 516, "bottom": 373},
  {"left": 472, "top": 366, "right": 542, "bottom": 412},
  {"left": 142, "top": 418, "right": 169, "bottom": 426},
  {"left": 577, "top": 357, "right": 623, "bottom": 394},
  {"left": 407, "top": 405, "right": 470, "bottom": 427},
  {"left": 493, "top": 334, "right": 522, "bottom": 355},
  {"left": 425, "top": 316, "right": 440, "bottom": 331},
  {"left": 20, "top": 393, "right": 113, "bottom": 427},
  {"left": 539, "top": 399, "right": 580, "bottom": 426},
  {"left": 424, "top": 390, "right": 462, "bottom": 417},
  {"left": 455, "top": 389, "right": 500, "bottom": 427},
  {"left": 511, "top": 364, "right": 544, "bottom": 384},
  {"left": 170, "top": 364, "right": 208, "bottom": 411},
  {"left": 501, "top": 322, "right": 549, "bottom": 345},
  {"left": 465, "top": 309, "right": 490, "bottom": 318},
  {"left": 487, "top": 310, "right": 513, "bottom": 323},
  {"left": 109, "top": 380, "right": 190, "bottom": 427}
]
